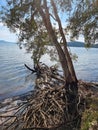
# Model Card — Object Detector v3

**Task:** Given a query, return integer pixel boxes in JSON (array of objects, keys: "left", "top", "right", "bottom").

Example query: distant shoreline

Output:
[
  {"left": 67, "top": 41, "right": 98, "bottom": 48},
  {"left": 1, "top": 40, "right": 98, "bottom": 48}
]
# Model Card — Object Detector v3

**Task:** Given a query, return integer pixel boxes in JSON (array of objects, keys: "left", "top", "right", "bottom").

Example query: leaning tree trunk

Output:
[
  {"left": 50, "top": 0, "right": 77, "bottom": 83},
  {"left": 50, "top": 2, "right": 79, "bottom": 127},
  {"left": 37, "top": 2, "right": 71, "bottom": 81},
  {"left": 36, "top": 0, "right": 80, "bottom": 129}
]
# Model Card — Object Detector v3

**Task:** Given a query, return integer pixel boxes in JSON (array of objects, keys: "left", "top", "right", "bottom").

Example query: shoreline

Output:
[
  {"left": 0, "top": 80, "right": 98, "bottom": 102},
  {"left": 0, "top": 79, "right": 98, "bottom": 129}
]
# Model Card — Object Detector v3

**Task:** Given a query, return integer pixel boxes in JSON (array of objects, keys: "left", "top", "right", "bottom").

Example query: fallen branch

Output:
[{"left": 24, "top": 64, "right": 37, "bottom": 73}]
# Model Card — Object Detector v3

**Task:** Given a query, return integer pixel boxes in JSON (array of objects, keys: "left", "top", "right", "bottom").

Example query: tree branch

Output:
[
  {"left": 49, "top": 13, "right": 57, "bottom": 21},
  {"left": 24, "top": 64, "right": 36, "bottom": 73}
]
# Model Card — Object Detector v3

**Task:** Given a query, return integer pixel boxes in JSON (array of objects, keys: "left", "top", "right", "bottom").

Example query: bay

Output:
[
  {"left": 0, "top": 42, "right": 35, "bottom": 100},
  {"left": 0, "top": 42, "right": 98, "bottom": 100}
]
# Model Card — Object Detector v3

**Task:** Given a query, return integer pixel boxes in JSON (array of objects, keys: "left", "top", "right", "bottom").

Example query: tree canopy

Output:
[
  {"left": 68, "top": 0, "right": 98, "bottom": 45},
  {"left": 0, "top": 0, "right": 76, "bottom": 82}
]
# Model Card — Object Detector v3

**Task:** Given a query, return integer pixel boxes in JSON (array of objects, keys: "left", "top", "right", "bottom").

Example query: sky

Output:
[
  {"left": 0, "top": 23, "right": 84, "bottom": 42},
  {"left": 0, "top": 0, "right": 17, "bottom": 42},
  {"left": 0, "top": 0, "right": 84, "bottom": 43},
  {"left": 0, "top": 22, "right": 18, "bottom": 42},
  {"left": 0, "top": 19, "right": 84, "bottom": 43}
]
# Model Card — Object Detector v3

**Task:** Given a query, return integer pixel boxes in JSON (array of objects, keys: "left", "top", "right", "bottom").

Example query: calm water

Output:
[
  {"left": 0, "top": 42, "right": 35, "bottom": 100},
  {"left": 71, "top": 47, "right": 98, "bottom": 82},
  {"left": 0, "top": 42, "right": 98, "bottom": 100}
]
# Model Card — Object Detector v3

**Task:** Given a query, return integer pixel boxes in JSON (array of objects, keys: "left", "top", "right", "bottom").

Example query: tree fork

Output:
[
  {"left": 37, "top": 0, "right": 72, "bottom": 82},
  {"left": 51, "top": 0, "right": 77, "bottom": 83},
  {"left": 40, "top": 0, "right": 79, "bottom": 124}
]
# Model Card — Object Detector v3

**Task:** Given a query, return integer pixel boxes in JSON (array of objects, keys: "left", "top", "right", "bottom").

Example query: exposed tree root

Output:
[{"left": 0, "top": 63, "right": 98, "bottom": 130}]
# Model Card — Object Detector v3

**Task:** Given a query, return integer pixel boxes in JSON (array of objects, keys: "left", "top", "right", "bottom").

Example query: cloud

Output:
[{"left": 0, "top": 23, "right": 17, "bottom": 42}]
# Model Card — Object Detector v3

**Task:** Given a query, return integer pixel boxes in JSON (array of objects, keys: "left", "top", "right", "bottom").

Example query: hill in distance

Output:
[
  {"left": 68, "top": 41, "right": 85, "bottom": 47},
  {"left": 0, "top": 40, "right": 98, "bottom": 48},
  {"left": 67, "top": 41, "right": 98, "bottom": 48},
  {"left": 0, "top": 40, "right": 16, "bottom": 44}
]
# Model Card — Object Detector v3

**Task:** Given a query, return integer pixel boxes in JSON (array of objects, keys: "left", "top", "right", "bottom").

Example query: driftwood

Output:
[{"left": 0, "top": 63, "right": 98, "bottom": 130}]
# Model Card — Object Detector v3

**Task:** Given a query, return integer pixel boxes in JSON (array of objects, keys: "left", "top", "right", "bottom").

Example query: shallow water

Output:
[
  {"left": 0, "top": 42, "right": 98, "bottom": 100},
  {"left": 0, "top": 42, "right": 36, "bottom": 100},
  {"left": 71, "top": 47, "right": 98, "bottom": 82}
]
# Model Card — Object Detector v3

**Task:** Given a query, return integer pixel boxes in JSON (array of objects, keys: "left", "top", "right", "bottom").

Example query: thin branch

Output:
[{"left": 49, "top": 13, "right": 57, "bottom": 21}]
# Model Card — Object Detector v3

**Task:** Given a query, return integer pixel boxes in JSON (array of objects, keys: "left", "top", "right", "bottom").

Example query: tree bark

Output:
[
  {"left": 40, "top": 1, "right": 79, "bottom": 126},
  {"left": 36, "top": 1, "right": 72, "bottom": 82},
  {"left": 51, "top": 0, "right": 77, "bottom": 83},
  {"left": 34, "top": 0, "right": 79, "bottom": 128}
]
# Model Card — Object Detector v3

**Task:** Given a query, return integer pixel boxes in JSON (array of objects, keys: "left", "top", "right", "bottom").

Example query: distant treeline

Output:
[{"left": 0, "top": 40, "right": 98, "bottom": 48}]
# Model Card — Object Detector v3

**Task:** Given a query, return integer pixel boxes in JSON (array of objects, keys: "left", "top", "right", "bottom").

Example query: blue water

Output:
[
  {"left": 0, "top": 42, "right": 98, "bottom": 100},
  {"left": 0, "top": 42, "right": 35, "bottom": 100},
  {"left": 71, "top": 47, "right": 98, "bottom": 82}
]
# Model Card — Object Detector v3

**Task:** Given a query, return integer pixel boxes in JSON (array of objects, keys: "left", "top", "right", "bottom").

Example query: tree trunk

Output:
[
  {"left": 50, "top": 2, "right": 78, "bottom": 121},
  {"left": 36, "top": 0, "right": 79, "bottom": 128},
  {"left": 36, "top": 1, "right": 78, "bottom": 82},
  {"left": 36, "top": 1, "right": 72, "bottom": 82},
  {"left": 51, "top": 0, "right": 77, "bottom": 83}
]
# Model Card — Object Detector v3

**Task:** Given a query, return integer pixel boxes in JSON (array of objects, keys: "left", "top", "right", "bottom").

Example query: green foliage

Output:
[
  {"left": 1, "top": 0, "right": 98, "bottom": 65},
  {"left": 0, "top": 0, "right": 74, "bottom": 65},
  {"left": 68, "top": 0, "right": 98, "bottom": 46},
  {"left": 81, "top": 97, "right": 98, "bottom": 130},
  {"left": 53, "top": 0, "right": 73, "bottom": 12},
  {"left": 0, "top": 0, "right": 47, "bottom": 65},
  {"left": 70, "top": 53, "right": 78, "bottom": 62}
]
